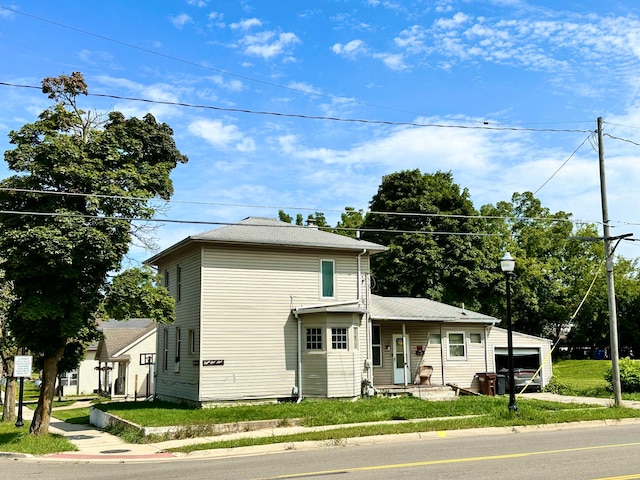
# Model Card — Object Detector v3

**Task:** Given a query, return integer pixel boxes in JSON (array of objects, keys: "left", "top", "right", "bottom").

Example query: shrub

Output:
[{"left": 605, "top": 357, "right": 640, "bottom": 393}]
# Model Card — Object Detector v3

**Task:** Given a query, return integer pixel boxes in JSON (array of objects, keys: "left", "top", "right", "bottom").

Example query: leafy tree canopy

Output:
[{"left": 0, "top": 72, "right": 187, "bottom": 434}]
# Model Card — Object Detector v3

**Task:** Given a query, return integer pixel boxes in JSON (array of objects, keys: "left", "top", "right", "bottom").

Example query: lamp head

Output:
[{"left": 500, "top": 252, "right": 515, "bottom": 273}]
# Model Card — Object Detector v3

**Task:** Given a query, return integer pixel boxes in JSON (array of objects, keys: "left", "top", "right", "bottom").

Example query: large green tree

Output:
[
  {"left": 482, "top": 192, "right": 603, "bottom": 339},
  {"left": 0, "top": 72, "right": 187, "bottom": 435},
  {"left": 361, "top": 169, "right": 503, "bottom": 312}
]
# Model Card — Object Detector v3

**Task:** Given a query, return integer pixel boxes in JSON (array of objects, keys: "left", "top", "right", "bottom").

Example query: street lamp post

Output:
[{"left": 500, "top": 252, "right": 517, "bottom": 414}]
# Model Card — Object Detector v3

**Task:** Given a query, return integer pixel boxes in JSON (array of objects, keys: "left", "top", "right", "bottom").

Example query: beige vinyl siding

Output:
[
  {"left": 199, "top": 245, "right": 362, "bottom": 401},
  {"left": 440, "top": 327, "right": 489, "bottom": 388},
  {"left": 326, "top": 314, "right": 360, "bottom": 398},
  {"left": 154, "top": 247, "right": 202, "bottom": 403}
]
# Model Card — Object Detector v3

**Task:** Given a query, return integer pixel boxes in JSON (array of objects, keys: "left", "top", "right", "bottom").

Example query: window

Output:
[
  {"left": 353, "top": 326, "right": 359, "bottom": 351},
  {"left": 429, "top": 333, "right": 441, "bottom": 345},
  {"left": 162, "top": 328, "right": 169, "bottom": 372},
  {"left": 306, "top": 328, "right": 322, "bottom": 350},
  {"left": 175, "top": 327, "right": 181, "bottom": 363},
  {"left": 331, "top": 327, "right": 348, "bottom": 350},
  {"left": 372, "top": 325, "right": 382, "bottom": 366},
  {"left": 448, "top": 332, "right": 466, "bottom": 358},
  {"left": 60, "top": 369, "right": 78, "bottom": 387},
  {"left": 470, "top": 333, "right": 482, "bottom": 344},
  {"left": 321, "top": 260, "right": 335, "bottom": 298},
  {"left": 176, "top": 265, "right": 182, "bottom": 302},
  {"left": 164, "top": 269, "right": 170, "bottom": 290},
  {"left": 189, "top": 329, "right": 196, "bottom": 354}
]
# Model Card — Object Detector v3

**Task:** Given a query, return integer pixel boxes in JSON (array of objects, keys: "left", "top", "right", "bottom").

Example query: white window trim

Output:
[
  {"left": 320, "top": 259, "right": 336, "bottom": 299},
  {"left": 447, "top": 331, "right": 467, "bottom": 360}
]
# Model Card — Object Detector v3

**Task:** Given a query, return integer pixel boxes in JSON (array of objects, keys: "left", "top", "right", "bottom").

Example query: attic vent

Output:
[{"left": 306, "top": 218, "right": 318, "bottom": 229}]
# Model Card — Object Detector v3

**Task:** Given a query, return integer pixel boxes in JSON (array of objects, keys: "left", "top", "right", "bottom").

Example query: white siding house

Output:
[{"left": 146, "top": 217, "right": 552, "bottom": 404}]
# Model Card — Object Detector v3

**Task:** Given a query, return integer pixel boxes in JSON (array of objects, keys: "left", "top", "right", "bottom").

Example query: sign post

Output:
[{"left": 14, "top": 355, "right": 33, "bottom": 428}]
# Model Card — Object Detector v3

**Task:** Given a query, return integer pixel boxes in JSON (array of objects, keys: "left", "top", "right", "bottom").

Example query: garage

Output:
[{"left": 494, "top": 347, "right": 541, "bottom": 371}]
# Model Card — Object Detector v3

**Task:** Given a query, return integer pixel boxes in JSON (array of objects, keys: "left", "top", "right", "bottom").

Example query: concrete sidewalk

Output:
[
  {"left": 18, "top": 402, "right": 176, "bottom": 462},
  {"left": 7, "top": 393, "right": 640, "bottom": 463}
]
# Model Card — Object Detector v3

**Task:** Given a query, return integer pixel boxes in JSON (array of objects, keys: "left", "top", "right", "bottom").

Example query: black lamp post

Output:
[{"left": 500, "top": 252, "right": 517, "bottom": 414}]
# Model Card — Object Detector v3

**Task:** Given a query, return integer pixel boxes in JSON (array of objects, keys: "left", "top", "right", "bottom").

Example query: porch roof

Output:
[
  {"left": 370, "top": 295, "right": 498, "bottom": 324},
  {"left": 292, "top": 300, "right": 366, "bottom": 316}
]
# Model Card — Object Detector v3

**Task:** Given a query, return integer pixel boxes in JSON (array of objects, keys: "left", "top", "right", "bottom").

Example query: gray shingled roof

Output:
[
  {"left": 95, "top": 320, "right": 156, "bottom": 362},
  {"left": 146, "top": 217, "right": 386, "bottom": 264},
  {"left": 370, "top": 295, "right": 498, "bottom": 324}
]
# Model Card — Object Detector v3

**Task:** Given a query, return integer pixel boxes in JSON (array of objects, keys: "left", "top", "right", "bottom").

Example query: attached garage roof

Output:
[{"left": 370, "top": 295, "right": 498, "bottom": 324}]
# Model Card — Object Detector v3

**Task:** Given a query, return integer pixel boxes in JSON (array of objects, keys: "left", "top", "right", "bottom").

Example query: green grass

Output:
[{"left": 0, "top": 421, "right": 77, "bottom": 455}]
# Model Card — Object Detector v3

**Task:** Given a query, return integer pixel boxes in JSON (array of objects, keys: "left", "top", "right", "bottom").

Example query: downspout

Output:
[
  {"left": 484, "top": 325, "right": 490, "bottom": 372},
  {"left": 439, "top": 322, "right": 445, "bottom": 385},
  {"left": 402, "top": 322, "right": 408, "bottom": 386},
  {"left": 293, "top": 309, "right": 303, "bottom": 403},
  {"left": 358, "top": 248, "right": 374, "bottom": 392}
]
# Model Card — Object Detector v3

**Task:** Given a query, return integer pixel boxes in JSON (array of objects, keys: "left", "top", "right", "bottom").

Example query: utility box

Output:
[{"left": 476, "top": 372, "right": 497, "bottom": 396}]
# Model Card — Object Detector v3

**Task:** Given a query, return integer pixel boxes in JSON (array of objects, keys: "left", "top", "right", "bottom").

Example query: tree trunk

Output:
[
  {"left": 1, "top": 368, "right": 16, "bottom": 422},
  {"left": 29, "top": 352, "right": 62, "bottom": 435}
]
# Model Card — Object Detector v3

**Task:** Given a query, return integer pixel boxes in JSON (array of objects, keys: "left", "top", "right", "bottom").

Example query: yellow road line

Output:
[{"left": 254, "top": 441, "right": 640, "bottom": 479}]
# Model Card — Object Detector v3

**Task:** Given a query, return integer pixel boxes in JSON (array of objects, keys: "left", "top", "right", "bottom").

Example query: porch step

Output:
[{"left": 378, "top": 385, "right": 457, "bottom": 401}]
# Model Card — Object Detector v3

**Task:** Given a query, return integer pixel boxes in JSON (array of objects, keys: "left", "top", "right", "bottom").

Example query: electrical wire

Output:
[
  {"left": 0, "top": 81, "right": 595, "bottom": 133},
  {"left": 0, "top": 186, "right": 593, "bottom": 225},
  {"left": 532, "top": 133, "right": 593, "bottom": 195}
]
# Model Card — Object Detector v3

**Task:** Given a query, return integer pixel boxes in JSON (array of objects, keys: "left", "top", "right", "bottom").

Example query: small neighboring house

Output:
[
  {"left": 68, "top": 318, "right": 156, "bottom": 398},
  {"left": 145, "top": 216, "right": 551, "bottom": 405}
]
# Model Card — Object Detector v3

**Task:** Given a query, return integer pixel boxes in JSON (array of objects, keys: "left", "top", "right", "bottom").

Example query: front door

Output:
[{"left": 393, "top": 334, "right": 409, "bottom": 384}]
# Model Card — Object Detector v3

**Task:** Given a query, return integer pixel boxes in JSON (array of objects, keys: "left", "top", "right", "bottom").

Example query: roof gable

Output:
[{"left": 95, "top": 320, "right": 156, "bottom": 362}]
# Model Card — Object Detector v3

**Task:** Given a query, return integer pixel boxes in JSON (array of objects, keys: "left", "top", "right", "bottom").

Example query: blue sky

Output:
[{"left": 2, "top": 0, "right": 640, "bottom": 264}]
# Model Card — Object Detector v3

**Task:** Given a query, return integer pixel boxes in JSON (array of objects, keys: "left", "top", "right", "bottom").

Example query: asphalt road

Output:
[{"left": 4, "top": 422, "right": 640, "bottom": 480}]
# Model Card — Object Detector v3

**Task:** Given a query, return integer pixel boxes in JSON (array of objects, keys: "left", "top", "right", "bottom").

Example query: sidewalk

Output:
[
  {"left": 9, "top": 393, "right": 640, "bottom": 463},
  {"left": 19, "top": 402, "right": 176, "bottom": 462}
]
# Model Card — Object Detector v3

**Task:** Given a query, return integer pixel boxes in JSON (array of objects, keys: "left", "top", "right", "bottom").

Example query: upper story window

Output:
[
  {"left": 176, "top": 265, "right": 182, "bottom": 302},
  {"left": 470, "top": 333, "right": 482, "bottom": 344},
  {"left": 164, "top": 269, "right": 170, "bottom": 290},
  {"left": 321, "top": 259, "right": 335, "bottom": 298},
  {"left": 175, "top": 327, "right": 181, "bottom": 364}
]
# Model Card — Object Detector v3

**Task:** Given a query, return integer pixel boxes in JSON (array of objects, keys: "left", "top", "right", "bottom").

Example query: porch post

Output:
[{"left": 402, "top": 323, "right": 408, "bottom": 386}]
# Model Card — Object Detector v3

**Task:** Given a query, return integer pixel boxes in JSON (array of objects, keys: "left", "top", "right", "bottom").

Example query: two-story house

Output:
[{"left": 146, "top": 217, "right": 552, "bottom": 406}]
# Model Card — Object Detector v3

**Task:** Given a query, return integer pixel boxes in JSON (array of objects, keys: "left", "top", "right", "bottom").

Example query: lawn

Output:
[{"left": 3, "top": 359, "right": 640, "bottom": 455}]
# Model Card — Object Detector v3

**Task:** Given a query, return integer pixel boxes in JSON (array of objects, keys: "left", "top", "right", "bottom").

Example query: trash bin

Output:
[
  {"left": 476, "top": 372, "right": 497, "bottom": 396},
  {"left": 496, "top": 374, "right": 506, "bottom": 395}
]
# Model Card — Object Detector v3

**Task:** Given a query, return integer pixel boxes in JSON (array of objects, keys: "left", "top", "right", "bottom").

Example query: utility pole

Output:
[{"left": 597, "top": 116, "right": 623, "bottom": 407}]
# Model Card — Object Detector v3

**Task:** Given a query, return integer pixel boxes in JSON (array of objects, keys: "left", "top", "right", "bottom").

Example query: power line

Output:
[
  {"left": 533, "top": 133, "right": 593, "bottom": 195},
  {"left": 0, "top": 187, "right": 596, "bottom": 225},
  {"left": 0, "top": 4, "right": 445, "bottom": 120},
  {"left": 0, "top": 209, "right": 504, "bottom": 237},
  {"left": 0, "top": 81, "right": 595, "bottom": 133}
]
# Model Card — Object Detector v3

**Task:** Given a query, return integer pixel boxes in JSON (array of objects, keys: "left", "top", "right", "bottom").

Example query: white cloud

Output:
[
  {"left": 187, "top": 0, "right": 208, "bottom": 6},
  {"left": 373, "top": 52, "right": 407, "bottom": 70},
  {"left": 239, "top": 31, "right": 300, "bottom": 60},
  {"left": 332, "top": 39, "right": 367, "bottom": 58},
  {"left": 170, "top": 13, "right": 193, "bottom": 28},
  {"left": 230, "top": 18, "right": 262, "bottom": 30},
  {"left": 188, "top": 118, "right": 256, "bottom": 152}
]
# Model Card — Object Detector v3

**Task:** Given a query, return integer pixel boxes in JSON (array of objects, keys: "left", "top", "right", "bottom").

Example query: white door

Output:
[{"left": 393, "top": 334, "right": 409, "bottom": 384}]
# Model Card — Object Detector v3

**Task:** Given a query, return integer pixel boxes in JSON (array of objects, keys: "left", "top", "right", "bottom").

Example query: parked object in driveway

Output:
[{"left": 499, "top": 368, "right": 541, "bottom": 392}]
